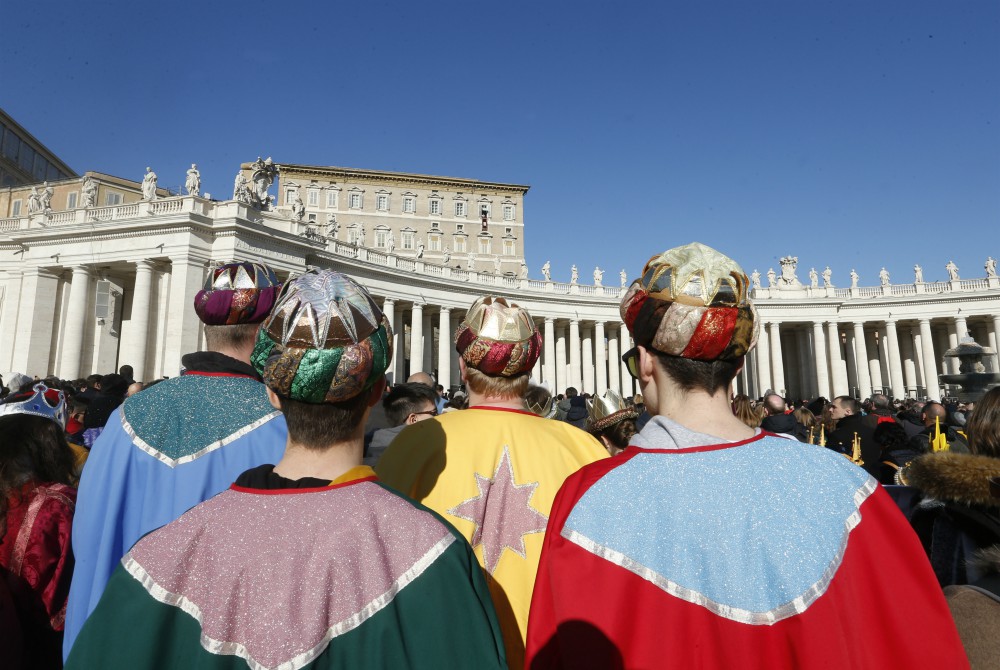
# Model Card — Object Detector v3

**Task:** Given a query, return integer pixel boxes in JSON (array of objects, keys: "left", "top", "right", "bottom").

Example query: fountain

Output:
[{"left": 939, "top": 333, "right": 1000, "bottom": 402}]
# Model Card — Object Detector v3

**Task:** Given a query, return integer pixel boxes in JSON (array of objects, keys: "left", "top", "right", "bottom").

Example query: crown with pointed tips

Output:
[
  {"left": 586, "top": 389, "right": 639, "bottom": 434},
  {"left": 194, "top": 261, "right": 281, "bottom": 326},
  {"left": 455, "top": 296, "right": 542, "bottom": 377},
  {"left": 251, "top": 269, "right": 392, "bottom": 403},
  {"left": 0, "top": 383, "right": 68, "bottom": 428}
]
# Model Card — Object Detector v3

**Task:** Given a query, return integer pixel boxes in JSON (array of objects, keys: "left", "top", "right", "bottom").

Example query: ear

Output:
[
  {"left": 637, "top": 345, "right": 656, "bottom": 383},
  {"left": 265, "top": 386, "right": 282, "bottom": 411},
  {"left": 458, "top": 358, "right": 469, "bottom": 384},
  {"left": 405, "top": 413, "right": 419, "bottom": 425}
]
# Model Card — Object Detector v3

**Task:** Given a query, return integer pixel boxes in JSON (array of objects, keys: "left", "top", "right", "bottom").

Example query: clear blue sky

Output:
[{"left": 3, "top": 0, "right": 998, "bottom": 285}]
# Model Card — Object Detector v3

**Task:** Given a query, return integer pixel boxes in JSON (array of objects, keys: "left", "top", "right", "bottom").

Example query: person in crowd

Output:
[
  {"left": 827, "top": 396, "right": 880, "bottom": 476},
  {"left": 897, "top": 398, "right": 927, "bottom": 438},
  {"left": 63, "top": 261, "right": 288, "bottom": 658},
  {"left": 80, "top": 373, "right": 129, "bottom": 447},
  {"left": 66, "top": 269, "right": 506, "bottom": 670},
  {"left": 907, "top": 401, "right": 970, "bottom": 455},
  {"left": 863, "top": 393, "right": 897, "bottom": 429},
  {"left": 586, "top": 389, "right": 639, "bottom": 456},
  {"left": 0, "top": 384, "right": 77, "bottom": 669},
  {"left": 760, "top": 393, "right": 808, "bottom": 441},
  {"left": 793, "top": 406, "right": 819, "bottom": 441},
  {"left": 377, "top": 296, "right": 607, "bottom": 668},
  {"left": 444, "top": 390, "right": 468, "bottom": 412},
  {"left": 873, "top": 420, "right": 923, "bottom": 485},
  {"left": 557, "top": 386, "right": 588, "bottom": 428},
  {"left": 125, "top": 382, "right": 143, "bottom": 397},
  {"left": 731, "top": 394, "right": 761, "bottom": 428},
  {"left": 117, "top": 365, "right": 135, "bottom": 386},
  {"left": 364, "top": 382, "right": 439, "bottom": 466},
  {"left": 524, "top": 383, "right": 557, "bottom": 419},
  {"left": 524, "top": 242, "right": 965, "bottom": 669},
  {"left": 904, "top": 387, "right": 1000, "bottom": 588},
  {"left": 407, "top": 371, "right": 447, "bottom": 414}
]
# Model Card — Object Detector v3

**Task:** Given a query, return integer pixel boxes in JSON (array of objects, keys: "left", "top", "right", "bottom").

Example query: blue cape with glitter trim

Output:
[{"left": 64, "top": 373, "right": 287, "bottom": 659}]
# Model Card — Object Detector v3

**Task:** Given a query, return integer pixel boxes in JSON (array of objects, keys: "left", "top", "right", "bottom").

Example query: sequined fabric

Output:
[
  {"left": 454, "top": 296, "right": 542, "bottom": 377},
  {"left": 193, "top": 262, "right": 281, "bottom": 326}
]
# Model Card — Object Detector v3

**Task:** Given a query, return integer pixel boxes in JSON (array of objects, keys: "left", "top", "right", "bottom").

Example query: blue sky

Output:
[{"left": 3, "top": 0, "right": 997, "bottom": 285}]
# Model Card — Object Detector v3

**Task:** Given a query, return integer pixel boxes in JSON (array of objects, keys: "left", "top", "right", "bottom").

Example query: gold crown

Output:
[
  {"left": 587, "top": 389, "right": 639, "bottom": 433},
  {"left": 639, "top": 242, "right": 750, "bottom": 307},
  {"left": 461, "top": 296, "right": 537, "bottom": 343}
]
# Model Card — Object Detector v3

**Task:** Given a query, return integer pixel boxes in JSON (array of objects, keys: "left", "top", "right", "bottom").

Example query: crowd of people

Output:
[{"left": 0, "top": 245, "right": 996, "bottom": 668}]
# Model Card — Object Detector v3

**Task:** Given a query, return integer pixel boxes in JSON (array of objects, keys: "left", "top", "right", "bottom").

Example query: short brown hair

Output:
[
  {"left": 276, "top": 392, "right": 370, "bottom": 449},
  {"left": 653, "top": 351, "right": 740, "bottom": 394},
  {"left": 967, "top": 387, "right": 1000, "bottom": 458},
  {"left": 205, "top": 323, "right": 260, "bottom": 351},
  {"left": 595, "top": 418, "right": 638, "bottom": 451},
  {"left": 464, "top": 366, "right": 529, "bottom": 400}
]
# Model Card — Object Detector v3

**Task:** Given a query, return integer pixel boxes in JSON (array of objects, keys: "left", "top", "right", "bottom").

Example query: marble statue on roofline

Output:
[
  {"left": 386, "top": 231, "right": 395, "bottom": 253},
  {"left": 141, "top": 167, "right": 158, "bottom": 201},
  {"left": 416, "top": 243, "right": 424, "bottom": 259},
  {"left": 467, "top": 253, "right": 477, "bottom": 271},
  {"left": 248, "top": 156, "right": 279, "bottom": 210},
  {"left": 326, "top": 213, "right": 338, "bottom": 239},
  {"left": 81, "top": 175, "right": 98, "bottom": 208},
  {"left": 809, "top": 268, "right": 818, "bottom": 288},
  {"left": 233, "top": 172, "right": 252, "bottom": 204},
  {"left": 27, "top": 186, "right": 41, "bottom": 213},
  {"left": 40, "top": 182, "right": 54, "bottom": 213},
  {"left": 289, "top": 190, "right": 305, "bottom": 221},
  {"left": 593, "top": 267, "right": 603, "bottom": 286},
  {"left": 442, "top": 247, "right": 451, "bottom": 265},
  {"left": 620, "top": 269, "right": 628, "bottom": 287},
  {"left": 914, "top": 264, "right": 923, "bottom": 283},
  {"left": 185, "top": 164, "right": 201, "bottom": 197},
  {"left": 778, "top": 256, "right": 801, "bottom": 287},
  {"left": 493, "top": 255, "right": 502, "bottom": 274},
  {"left": 879, "top": 268, "right": 890, "bottom": 286},
  {"left": 987, "top": 257, "right": 997, "bottom": 279},
  {"left": 946, "top": 260, "right": 960, "bottom": 281},
  {"left": 850, "top": 269, "right": 859, "bottom": 288},
  {"left": 822, "top": 266, "right": 832, "bottom": 287},
  {"left": 750, "top": 270, "right": 761, "bottom": 289},
  {"left": 766, "top": 268, "right": 776, "bottom": 287},
  {"left": 541, "top": 261, "right": 551, "bottom": 282},
  {"left": 520, "top": 261, "right": 529, "bottom": 279},
  {"left": 570, "top": 265, "right": 579, "bottom": 284}
]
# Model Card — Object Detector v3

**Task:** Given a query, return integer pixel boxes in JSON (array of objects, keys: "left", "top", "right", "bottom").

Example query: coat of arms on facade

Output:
[
  {"left": 234, "top": 156, "right": 280, "bottom": 210},
  {"left": 778, "top": 255, "right": 802, "bottom": 287}
]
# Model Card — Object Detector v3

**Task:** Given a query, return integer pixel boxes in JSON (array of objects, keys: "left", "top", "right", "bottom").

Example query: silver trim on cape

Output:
[
  {"left": 123, "top": 533, "right": 457, "bottom": 670},
  {"left": 562, "top": 477, "right": 878, "bottom": 626},
  {"left": 122, "top": 410, "right": 282, "bottom": 468}
]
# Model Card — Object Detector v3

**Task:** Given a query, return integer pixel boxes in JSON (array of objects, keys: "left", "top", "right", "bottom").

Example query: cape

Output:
[
  {"left": 376, "top": 406, "right": 608, "bottom": 668},
  {"left": 525, "top": 433, "right": 968, "bottom": 669},
  {"left": 63, "top": 370, "right": 287, "bottom": 658},
  {"left": 65, "top": 475, "right": 506, "bottom": 670}
]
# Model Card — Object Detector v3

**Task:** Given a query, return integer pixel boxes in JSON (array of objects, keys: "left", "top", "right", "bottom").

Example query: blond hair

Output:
[{"left": 464, "top": 366, "right": 529, "bottom": 400}]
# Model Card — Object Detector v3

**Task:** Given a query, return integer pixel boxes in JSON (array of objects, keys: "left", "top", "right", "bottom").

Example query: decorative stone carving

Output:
[
  {"left": 777, "top": 256, "right": 801, "bottom": 287},
  {"left": 233, "top": 172, "right": 252, "bottom": 204},
  {"left": 593, "top": 267, "right": 603, "bottom": 286},
  {"left": 442, "top": 247, "right": 451, "bottom": 265},
  {"left": 620, "top": 269, "right": 628, "bottom": 287},
  {"left": 185, "top": 164, "right": 201, "bottom": 196},
  {"left": 357, "top": 224, "right": 366, "bottom": 247},
  {"left": 289, "top": 190, "right": 305, "bottom": 221},
  {"left": 766, "top": 268, "right": 776, "bottom": 287},
  {"left": 987, "top": 257, "right": 997, "bottom": 279},
  {"left": 879, "top": 267, "right": 890, "bottom": 286},
  {"left": 386, "top": 231, "right": 395, "bottom": 253},
  {"left": 914, "top": 264, "right": 923, "bottom": 283},
  {"left": 850, "top": 269, "right": 859, "bottom": 289},
  {"left": 541, "top": 261, "right": 551, "bottom": 282},
  {"left": 808, "top": 268, "right": 818, "bottom": 288},
  {"left": 750, "top": 269, "right": 761, "bottom": 289},
  {"left": 520, "top": 261, "right": 529, "bottom": 279},
  {"left": 570, "top": 265, "right": 578, "bottom": 284},
  {"left": 39, "top": 181, "right": 53, "bottom": 213},
  {"left": 822, "top": 266, "right": 832, "bottom": 287},
  {"left": 416, "top": 243, "right": 424, "bottom": 259},
  {"left": 493, "top": 255, "right": 501, "bottom": 274},
  {"left": 141, "top": 167, "right": 158, "bottom": 201},
  {"left": 467, "top": 253, "right": 477, "bottom": 270},
  {"left": 248, "top": 156, "right": 279, "bottom": 210},
  {"left": 946, "top": 260, "right": 960, "bottom": 281},
  {"left": 81, "top": 175, "right": 98, "bottom": 207},
  {"left": 326, "top": 213, "right": 338, "bottom": 239}
]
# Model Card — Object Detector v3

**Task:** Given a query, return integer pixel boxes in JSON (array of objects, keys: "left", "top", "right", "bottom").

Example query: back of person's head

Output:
[
  {"left": 731, "top": 394, "right": 761, "bottom": 428},
  {"left": 119, "top": 365, "right": 134, "bottom": 380},
  {"left": 251, "top": 269, "right": 392, "bottom": 449},
  {"left": 872, "top": 394, "right": 891, "bottom": 410},
  {"left": 196, "top": 261, "right": 282, "bottom": 355},
  {"left": 454, "top": 296, "right": 541, "bottom": 400},
  {"left": 406, "top": 371, "right": 435, "bottom": 387},
  {"left": 587, "top": 389, "right": 640, "bottom": 454},
  {"left": 922, "top": 401, "right": 947, "bottom": 425},
  {"left": 524, "top": 384, "right": 555, "bottom": 418},
  {"left": 565, "top": 387, "right": 578, "bottom": 398},
  {"left": 383, "top": 383, "right": 439, "bottom": 427},
  {"left": 793, "top": 407, "right": 817, "bottom": 431},
  {"left": 86, "top": 373, "right": 102, "bottom": 388},
  {"left": 873, "top": 421, "right": 912, "bottom": 455},
  {"left": 967, "top": 387, "right": 1000, "bottom": 457},
  {"left": 763, "top": 394, "right": 786, "bottom": 416},
  {"left": 204, "top": 323, "right": 261, "bottom": 352},
  {"left": 619, "top": 242, "right": 756, "bottom": 396},
  {"left": 99, "top": 373, "right": 129, "bottom": 397}
]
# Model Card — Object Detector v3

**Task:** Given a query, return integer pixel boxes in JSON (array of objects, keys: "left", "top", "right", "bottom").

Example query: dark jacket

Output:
[
  {"left": 827, "top": 413, "right": 880, "bottom": 478},
  {"left": 878, "top": 447, "right": 923, "bottom": 485},
  {"left": 564, "top": 396, "right": 588, "bottom": 429},
  {"left": 908, "top": 424, "right": 970, "bottom": 456},
  {"left": 760, "top": 413, "right": 809, "bottom": 442}
]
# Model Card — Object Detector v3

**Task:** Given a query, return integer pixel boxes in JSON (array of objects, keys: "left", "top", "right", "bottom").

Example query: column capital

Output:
[
  {"left": 440, "top": 306, "right": 451, "bottom": 314},
  {"left": 411, "top": 302, "right": 425, "bottom": 310},
  {"left": 134, "top": 259, "right": 156, "bottom": 271},
  {"left": 69, "top": 264, "right": 93, "bottom": 275},
  {"left": 544, "top": 316, "right": 555, "bottom": 324}
]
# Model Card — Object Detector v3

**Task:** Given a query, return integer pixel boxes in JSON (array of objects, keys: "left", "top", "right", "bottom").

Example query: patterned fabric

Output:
[
  {"left": 376, "top": 407, "right": 607, "bottom": 669},
  {"left": 454, "top": 296, "right": 542, "bottom": 377},
  {"left": 525, "top": 433, "right": 969, "bottom": 669},
  {"left": 63, "top": 372, "right": 287, "bottom": 659},
  {"left": 194, "top": 261, "right": 281, "bottom": 326},
  {"left": 620, "top": 241, "right": 758, "bottom": 361},
  {"left": 66, "top": 477, "right": 506, "bottom": 670}
]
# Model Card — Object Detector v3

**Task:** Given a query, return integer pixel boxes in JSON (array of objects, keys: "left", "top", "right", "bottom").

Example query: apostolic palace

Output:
[{"left": 1, "top": 111, "right": 998, "bottom": 401}]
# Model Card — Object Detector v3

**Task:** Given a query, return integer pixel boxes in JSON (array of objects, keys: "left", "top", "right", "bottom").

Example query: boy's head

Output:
[{"left": 455, "top": 296, "right": 542, "bottom": 400}]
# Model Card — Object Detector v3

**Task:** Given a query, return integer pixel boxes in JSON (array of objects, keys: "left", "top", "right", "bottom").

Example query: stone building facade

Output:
[{"left": 1, "top": 165, "right": 998, "bottom": 402}]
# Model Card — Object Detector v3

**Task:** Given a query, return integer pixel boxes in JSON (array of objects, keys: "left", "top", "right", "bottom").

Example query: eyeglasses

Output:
[
  {"left": 621, "top": 347, "right": 640, "bottom": 380},
  {"left": 410, "top": 409, "right": 438, "bottom": 418}
]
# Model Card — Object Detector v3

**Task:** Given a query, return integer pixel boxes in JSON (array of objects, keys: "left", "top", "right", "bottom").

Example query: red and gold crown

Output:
[{"left": 455, "top": 296, "right": 542, "bottom": 377}]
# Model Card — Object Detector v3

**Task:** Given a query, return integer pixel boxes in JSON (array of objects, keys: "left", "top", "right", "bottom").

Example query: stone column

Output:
[
  {"left": 991, "top": 315, "right": 1000, "bottom": 372},
  {"left": 555, "top": 325, "right": 567, "bottom": 393},
  {"left": 11, "top": 268, "right": 62, "bottom": 377},
  {"left": 582, "top": 325, "right": 594, "bottom": 393},
  {"left": 852, "top": 322, "right": 872, "bottom": 399},
  {"left": 0, "top": 270, "right": 25, "bottom": 371},
  {"left": 392, "top": 302, "right": 405, "bottom": 383},
  {"left": 422, "top": 310, "right": 433, "bottom": 374},
  {"left": 595, "top": 321, "right": 607, "bottom": 394},
  {"left": 607, "top": 328, "right": 620, "bottom": 393},
  {"left": 163, "top": 257, "right": 206, "bottom": 376},
  {"left": 865, "top": 329, "right": 883, "bottom": 393},
  {"left": 59, "top": 265, "right": 93, "bottom": 379},
  {"left": 450, "top": 310, "right": 463, "bottom": 388},
  {"left": 543, "top": 318, "right": 556, "bottom": 387},
  {"left": 438, "top": 307, "right": 451, "bottom": 391},
  {"left": 121, "top": 260, "right": 155, "bottom": 381},
  {"left": 382, "top": 298, "right": 398, "bottom": 384},
  {"left": 620, "top": 323, "right": 633, "bottom": 397},
  {"left": 883, "top": 321, "right": 905, "bottom": 399},
  {"left": 954, "top": 315, "right": 969, "bottom": 342},
  {"left": 569, "top": 319, "right": 581, "bottom": 391},
  {"left": 918, "top": 318, "right": 941, "bottom": 400},
  {"left": 812, "top": 321, "right": 830, "bottom": 399},
  {"left": 900, "top": 325, "right": 918, "bottom": 395},
  {"left": 768, "top": 322, "right": 785, "bottom": 395},
  {"left": 410, "top": 303, "right": 424, "bottom": 374},
  {"left": 827, "top": 322, "right": 848, "bottom": 397},
  {"left": 756, "top": 322, "right": 772, "bottom": 394}
]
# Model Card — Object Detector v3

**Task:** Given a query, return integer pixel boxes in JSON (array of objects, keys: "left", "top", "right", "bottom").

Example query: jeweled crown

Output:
[{"left": 0, "top": 383, "right": 68, "bottom": 427}]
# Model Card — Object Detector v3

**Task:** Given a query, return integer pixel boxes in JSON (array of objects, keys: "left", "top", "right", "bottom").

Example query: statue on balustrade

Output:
[
  {"left": 289, "top": 190, "right": 305, "bottom": 221},
  {"left": 914, "top": 264, "right": 923, "bottom": 283},
  {"left": 570, "top": 265, "right": 579, "bottom": 284},
  {"left": 946, "top": 260, "right": 960, "bottom": 281},
  {"left": 520, "top": 261, "right": 529, "bottom": 279},
  {"left": 27, "top": 186, "right": 42, "bottom": 213},
  {"left": 416, "top": 243, "right": 425, "bottom": 259},
  {"left": 750, "top": 269, "right": 761, "bottom": 289},
  {"left": 850, "top": 269, "right": 859, "bottom": 288},
  {"left": 766, "top": 268, "right": 776, "bottom": 287},
  {"left": 233, "top": 172, "right": 252, "bottom": 204},
  {"left": 777, "top": 256, "right": 801, "bottom": 287},
  {"left": 249, "top": 156, "right": 279, "bottom": 210},
  {"left": 468, "top": 253, "right": 477, "bottom": 271},
  {"left": 808, "top": 268, "right": 818, "bottom": 288},
  {"left": 81, "top": 175, "right": 98, "bottom": 208},
  {"left": 442, "top": 247, "right": 451, "bottom": 265},
  {"left": 822, "top": 266, "right": 832, "bottom": 287},
  {"left": 357, "top": 224, "right": 366, "bottom": 247},
  {"left": 987, "top": 257, "right": 997, "bottom": 278},
  {"left": 541, "top": 261, "right": 551, "bottom": 282},
  {"left": 185, "top": 164, "right": 201, "bottom": 196},
  {"left": 386, "top": 231, "right": 395, "bottom": 253},
  {"left": 141, "top": 167, "right": 158, "bottom": 201},
  {"left": 620, "top": 269, "right": 628, "bottom": 287},
  {"left": 593, "top": 267, "right": 603, "bottom": 286},
  {"left": 39, "top": 181, "right": 54, "bottom": 213},
  {"left": 879, "top": 267, "right": 890, "bottom": 286},
  {"left": 326, "top": 213, "right": 339, "bottom": 239}
]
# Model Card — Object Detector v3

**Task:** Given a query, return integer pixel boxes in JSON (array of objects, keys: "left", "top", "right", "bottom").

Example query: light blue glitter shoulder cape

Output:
[{"left": 64, "top": 373, "right": 287, "bottom": 659}]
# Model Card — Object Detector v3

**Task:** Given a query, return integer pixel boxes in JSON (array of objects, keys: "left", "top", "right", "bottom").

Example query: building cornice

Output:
[{"left": 269, "top": 163, "right": 530, "bottom": 194}]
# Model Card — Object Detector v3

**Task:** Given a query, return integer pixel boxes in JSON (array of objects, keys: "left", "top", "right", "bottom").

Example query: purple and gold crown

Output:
[
  {"left": 455, "top": 296, "right": 542, "bottom": 377},
  {"left": 0, "top": 383, "right": 68, "bottom": 428},
  {"left": 620, "top": 242, "right": 758, "bottom": 361},
  {"left": 194, "top": 261, "right": 281, "bottom": 326}
]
